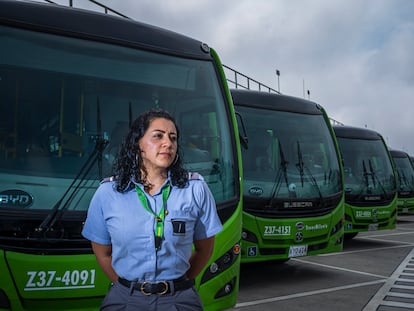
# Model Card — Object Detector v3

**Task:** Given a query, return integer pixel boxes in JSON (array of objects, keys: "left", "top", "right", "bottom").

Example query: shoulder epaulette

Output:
[
  {"left": 100, "top": 176, "right": 116, "bottom": 184},
  {"left": 189, "top": 172, "right": 200, "bottom": 180}
]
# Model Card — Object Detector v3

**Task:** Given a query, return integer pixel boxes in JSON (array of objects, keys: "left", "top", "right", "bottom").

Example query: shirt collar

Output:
[{"left": 131, "top": 172, "right": 172, "bottom": 194}]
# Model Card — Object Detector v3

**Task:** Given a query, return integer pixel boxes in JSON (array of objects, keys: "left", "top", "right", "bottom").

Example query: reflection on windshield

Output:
[
  {"left": 239, "top": 106, "right": 341, "bottom": 206},
  {"left": 392, "top": 157, "right": 414, "bottom": 193},
  {"left": 0, "top": 25, "right": 236, "bottom": 212},
  {"left": 338, "top": 138, "right": 396, "bottom": 200}
]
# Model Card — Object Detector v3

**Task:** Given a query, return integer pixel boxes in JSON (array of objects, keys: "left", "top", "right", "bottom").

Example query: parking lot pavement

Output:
[
  {"left": 362, "top": 247, "right": 414, "bottom": 310},
  {"left": 233, "top": 214, "right": 414, "bottom": 311}
]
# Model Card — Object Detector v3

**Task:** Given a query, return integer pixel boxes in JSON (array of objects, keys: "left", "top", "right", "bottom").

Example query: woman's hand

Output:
[
  {"left": 91, "top": 242, "right": 119, "bottom": 283},
  {"left": 187, "top": 236, "right": 215, "bottom": 280}
]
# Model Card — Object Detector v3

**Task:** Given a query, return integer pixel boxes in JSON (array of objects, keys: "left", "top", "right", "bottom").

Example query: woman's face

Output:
[{"left": 139, "top": 117, "right": 178, "bottom": 172}]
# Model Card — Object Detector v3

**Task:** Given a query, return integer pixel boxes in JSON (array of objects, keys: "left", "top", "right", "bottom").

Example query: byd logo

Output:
[
  {"left": 0, "top": 189, "right": 33, "bottom": 208},
  {"left": 249, "top": 186, "right": 264, "bottom": 196}
]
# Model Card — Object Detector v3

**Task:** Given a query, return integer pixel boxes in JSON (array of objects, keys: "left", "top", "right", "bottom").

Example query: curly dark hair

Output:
[{"left": 113, "top": 108, "right": 188, "bottom": 193}]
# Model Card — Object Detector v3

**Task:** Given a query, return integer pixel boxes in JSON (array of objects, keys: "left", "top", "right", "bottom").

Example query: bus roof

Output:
[
  {"left": 389, "top": 149, "right": 409, "bottom": 158},
  {"left": 0, "top": 0, "right": 212, "bottom": 60},
  {"left": 230, "top": 89, "right": 323, "bottom": 115},
  {"left": 333, "top": 125, "right": 383, "bottom": 141}
]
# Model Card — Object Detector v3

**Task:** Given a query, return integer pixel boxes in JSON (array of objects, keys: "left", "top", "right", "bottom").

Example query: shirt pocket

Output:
[{"left": 166, "top": 215, "right": 196, "bottom": 248}]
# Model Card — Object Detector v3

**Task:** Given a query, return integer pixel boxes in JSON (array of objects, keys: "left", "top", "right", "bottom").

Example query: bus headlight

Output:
[
  {"left": 214, "top": 277, "right": 236, "bottom": 298},
  {"left": 242, "top": 229, "right": 258, "bottom": 243},
  {"left": 331, "top": 218, "right": 343, "bottom": 235},
  {"left": 200, "top": 243, "right": 240, "bottom": 284},
  {"left": 209, "top": 262, "right": 219, "bottom": 274}
]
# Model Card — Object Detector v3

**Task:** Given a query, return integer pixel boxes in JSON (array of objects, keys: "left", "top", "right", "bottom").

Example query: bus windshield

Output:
[
  {"left": 238, "top": 106, "right": 341, "bottom": 206},
  {"left": 338, "top": 137, "right": 396, "bottom": 201},
  {"left": 393, "top": 156, "right": 414, "bottom": 194},
  {"left": 0, "top": 25, "right": 236, "bottom": 213},
  {"left": 338, "top": 137, "right": 396, "bottom": 202}
]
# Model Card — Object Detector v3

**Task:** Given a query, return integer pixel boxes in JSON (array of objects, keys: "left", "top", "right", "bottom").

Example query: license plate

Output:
[
  {"left": 288, "top": 245, "right": 308, "bottom": 258},
  {"left": 368, "top": 223, "right": 379, "bottom": 231}
]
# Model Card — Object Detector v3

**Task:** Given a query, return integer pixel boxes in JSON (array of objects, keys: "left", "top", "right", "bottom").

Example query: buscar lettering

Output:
[{"left": 284, "top": 201, "right": 313, "bottom": 208}]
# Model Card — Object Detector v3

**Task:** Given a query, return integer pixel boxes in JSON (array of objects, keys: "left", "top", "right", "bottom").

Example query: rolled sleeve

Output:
[{"left": 82, "top": 185, "right": 111, "bottom": 245}]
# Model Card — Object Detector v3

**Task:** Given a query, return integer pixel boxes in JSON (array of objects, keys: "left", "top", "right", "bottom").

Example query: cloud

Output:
[
  {"left": 38, "top": 0, "right": 414, "bottom": 154},
  {"left": 365, "top": 22, "right": 414, "bottom": 85}
]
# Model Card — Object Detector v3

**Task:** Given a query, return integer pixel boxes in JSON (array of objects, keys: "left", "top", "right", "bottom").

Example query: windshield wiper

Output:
[
  {"left": 277, "top": 140, "right": 289, "bottom": 189},
  {"left": 303, "top": 165, "right": 324, "bottom": 204},
  {"left": 36, "top": 138, "right": 108, "bottom": 233},
  {"left": 368, "top": 160, "right": 376, "bottom": 188},
  {"left": 37, "top": 97, "right": 108, "bottom": 234},
  {"left": 296, "top": 141, "right": 304, "bottom": 187},
  {"left": 354, "top": 160, "right": 373, "bottom": 199},
  {"left": 362, "top": 160, "right": 370, "bottom": 189},
  {"left": 395, "top": 169, "right": 410, "bottom": 191},
  {"left": 368, "top": 159, "right": 388, "bottom": 197},
  {"left": 400, "top": 170, "right": 409, "bottom": 187},
  {"left": 294, "top": 141, "right": 324, "bottom": 204},
  {"left": 267, "top": 140, "right": 290, "bottom": 207}
]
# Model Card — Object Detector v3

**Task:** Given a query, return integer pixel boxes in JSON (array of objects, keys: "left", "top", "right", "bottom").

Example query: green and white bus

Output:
[
  {"left": 232, "top": 89, "right": 344, "bottom": 263},
  {"left": 333, "top": 125, "right": 397, "bottom": 239},
  {"left": 389, "top": 149, "right": 414, "bottom": 215},
  {"left": 0, "top": 1, "right": 242, "bottom": 310}
]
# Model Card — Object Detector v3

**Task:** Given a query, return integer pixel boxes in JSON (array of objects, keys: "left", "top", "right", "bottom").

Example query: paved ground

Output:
[{"left": 232, "top": 214, "right": 414, "bottom": 311}]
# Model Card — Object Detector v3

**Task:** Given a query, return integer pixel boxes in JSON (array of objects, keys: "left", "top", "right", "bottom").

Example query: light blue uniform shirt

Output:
[{"left": 82, "top": 174, "right": 222, "bottom": 282}]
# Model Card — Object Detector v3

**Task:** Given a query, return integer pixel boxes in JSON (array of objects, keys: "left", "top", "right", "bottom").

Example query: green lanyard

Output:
[{"left": 135, "top": 184, "right": 171, "bottom": 251}]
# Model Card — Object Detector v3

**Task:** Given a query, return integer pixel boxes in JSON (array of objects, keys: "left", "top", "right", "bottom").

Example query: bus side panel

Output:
[
  {"left": 195, "top": 48, "right": 242, "bottom": 311},
  {"left": 0, "top": 250, "right": 18, "bottom": 311},
  {"left": 1, "top": 252, "right": 108, "bottom": 311},
  {"left": 196, "top": 204, "right": 242, "bottom": 310}
]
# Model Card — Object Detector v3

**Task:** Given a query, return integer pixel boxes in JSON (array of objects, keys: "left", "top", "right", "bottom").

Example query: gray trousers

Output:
[{"left": 100, "top": 281, "right": 204, "bottom": 311}]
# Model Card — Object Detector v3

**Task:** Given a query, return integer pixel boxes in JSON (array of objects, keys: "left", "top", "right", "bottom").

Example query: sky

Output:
[{"left": 38, "top": 0, "right": 414, "bottom": 155}]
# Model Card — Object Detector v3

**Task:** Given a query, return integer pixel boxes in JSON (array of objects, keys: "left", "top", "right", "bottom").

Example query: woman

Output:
[{"left": 82, "top": 109, "right": 222, "bottom": 310}]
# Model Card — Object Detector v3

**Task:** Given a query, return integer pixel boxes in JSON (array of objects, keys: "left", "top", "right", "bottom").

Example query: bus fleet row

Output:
[
  {"left": 0, "top": 1, "right": 413, "bottom": 310},
  {"left": 233, "top": 88, "right": 414, "bottom": 268}
]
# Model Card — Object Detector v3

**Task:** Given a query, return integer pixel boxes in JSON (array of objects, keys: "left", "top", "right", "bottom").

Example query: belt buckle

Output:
[
  {"left": 140, "top": 282, "right": 152, "bottom": 296},
  {"left": 140, "top": 281, "right": 169, "bottom": 295},
  {"left": 157, "top": 281, "right": 169, "bottom": 295}
]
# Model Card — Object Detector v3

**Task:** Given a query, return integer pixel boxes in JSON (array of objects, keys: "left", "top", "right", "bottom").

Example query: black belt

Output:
[{"left": 118, "top": 276, "right": 194, "bottom": 295}]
